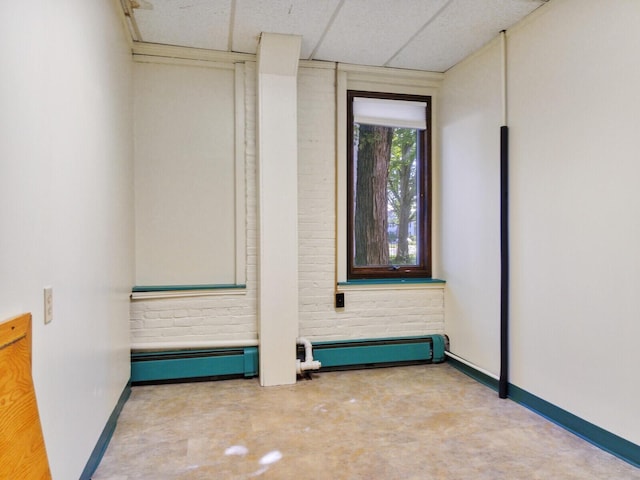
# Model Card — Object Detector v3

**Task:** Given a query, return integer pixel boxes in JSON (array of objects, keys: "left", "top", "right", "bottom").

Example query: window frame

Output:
[{"left": 346, "top": 90, "right": 432, "bottom": 280}]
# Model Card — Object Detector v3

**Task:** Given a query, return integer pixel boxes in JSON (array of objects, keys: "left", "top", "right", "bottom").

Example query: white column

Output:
[{"left": 256, "top": 33, "right": 301, "bottom": 386}]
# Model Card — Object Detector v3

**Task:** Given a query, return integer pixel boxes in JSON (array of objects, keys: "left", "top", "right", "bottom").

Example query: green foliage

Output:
[
  {"left": 353, "top": 123, "right": 419, "bottom": 266},
  {"left": 388, "top": 128, "right": 418, "bottom": 264}
]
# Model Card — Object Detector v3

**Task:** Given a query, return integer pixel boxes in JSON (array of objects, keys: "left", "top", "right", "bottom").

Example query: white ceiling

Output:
[{"left": 125, "top": 0, "right": 547, "bottom": 72}]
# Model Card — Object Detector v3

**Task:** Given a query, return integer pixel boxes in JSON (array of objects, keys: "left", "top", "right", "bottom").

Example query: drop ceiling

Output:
[{"left": 123, "top": 0, "right": 548, "bottom": 72}]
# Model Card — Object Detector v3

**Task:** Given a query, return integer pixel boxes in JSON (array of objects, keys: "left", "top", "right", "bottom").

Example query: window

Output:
[{"left": 347, "top": 90, "right": 431, "bottom": 279}]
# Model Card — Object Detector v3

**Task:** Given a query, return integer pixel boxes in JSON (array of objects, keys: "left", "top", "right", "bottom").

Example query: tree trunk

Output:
[{"left": 354, "top": 125, "right": 392, "bottom": 266}]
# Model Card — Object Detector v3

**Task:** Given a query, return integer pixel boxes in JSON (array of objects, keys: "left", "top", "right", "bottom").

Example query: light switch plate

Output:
[{"left": 44, "top": 287, "right": 53, "bottom": 324}]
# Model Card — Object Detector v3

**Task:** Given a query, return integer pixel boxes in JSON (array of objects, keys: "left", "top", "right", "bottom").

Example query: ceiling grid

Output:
[{"left": 127, "top": 0, "right": 548, "bottom": 72}]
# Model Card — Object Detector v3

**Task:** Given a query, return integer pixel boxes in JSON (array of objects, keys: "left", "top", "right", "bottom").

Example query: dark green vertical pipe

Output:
[{"left": 499, "top": 125, "right": 509, "bottom": 399}]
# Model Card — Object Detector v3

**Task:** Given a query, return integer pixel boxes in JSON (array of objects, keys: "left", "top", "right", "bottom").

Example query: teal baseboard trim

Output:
[
  {"left": 79, "top": 382, "right": 131, "bottom": 480},
  {"left": 131, "top": 347, "right": 259, "bottom": 384},
  {"left": 509, "top": 384, "right": 640, "bottom": 468},
  {"left": 446, "top": 357, "right": 640, "bottom": 468},
  {"left": 310, "top": 335, "right": 446, "bottom": 369}
]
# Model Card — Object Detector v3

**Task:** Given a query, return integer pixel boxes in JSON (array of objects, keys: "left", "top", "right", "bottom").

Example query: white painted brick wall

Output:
[
  {"left": 130, "top": 62, "right": 444, "bottom": 348},
  {"left": 297, "top": 66, "right": 444, "bottom": 341},
  {"left": 129, "top": 62, "right": 258, "bottom": 346}
]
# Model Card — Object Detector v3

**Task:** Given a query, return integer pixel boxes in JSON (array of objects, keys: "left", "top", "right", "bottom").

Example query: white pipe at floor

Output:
[
  {"left": 445, "top": 351, "right": 499, "bottom": 381},
  {"left": 296, "top": 337, "right": 321, "bottom": 374}
]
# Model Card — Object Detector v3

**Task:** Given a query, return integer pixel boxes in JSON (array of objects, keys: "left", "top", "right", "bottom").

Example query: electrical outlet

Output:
[
  {"left": 335, "top": 292, "right": 345, "bottom": 308},
  {"left": 44, "top": 287, "right": 53, "bottom": 324}
]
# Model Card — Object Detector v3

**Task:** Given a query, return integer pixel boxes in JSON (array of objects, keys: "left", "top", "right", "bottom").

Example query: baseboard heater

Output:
[
  {"left": 304, "top": 335, "right": 446, "bottom": 371},
  {"left": 131, "top": 347, "right": 259, "bottom": 385},
  {"left": 130, "top": 335, "right": 446, "bottom": 385}
]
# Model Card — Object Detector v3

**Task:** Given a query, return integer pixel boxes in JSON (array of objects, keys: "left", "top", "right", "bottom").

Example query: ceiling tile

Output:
[
  {"left": 313, "top": 0, "right": 451, "bottom": 66},
  {"left": 129, "top": 0, "right": 547, "bottom": 72},
  {"left": 388, "top": 0, "right": 544, "bottom": 72},
  {"left": 134, "top": 0, "right": 232, "bottom": 50},
  {"left": 232, "top": 0, "right": 342, "bottom": 58}
]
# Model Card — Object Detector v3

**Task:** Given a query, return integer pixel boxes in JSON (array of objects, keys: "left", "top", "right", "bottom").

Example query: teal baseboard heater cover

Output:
[
  {"left": 131, "top": 347, "right": 258, "bottom": 384},
  {"left": 307, "top": 335, "right": 447, "bottom": 370},
  {"left": 130, "top": 335, "right": 446, "bottom": 384}
]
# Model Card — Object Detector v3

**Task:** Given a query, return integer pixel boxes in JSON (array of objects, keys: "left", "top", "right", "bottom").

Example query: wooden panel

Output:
[{"left": 0, "top": 313, "right": 51, "bottom": 479}]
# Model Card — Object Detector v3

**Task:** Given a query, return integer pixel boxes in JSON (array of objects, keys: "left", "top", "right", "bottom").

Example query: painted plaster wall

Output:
[
  {"left": 256, "top": 34, "right": 302, "bottom": 385},
  {"left": 0, "top": 1, "right": 134, "bottom": 478},
  {"left": 440, "top": 37, "right": 502, "bottom": 374},
  {"left": 441, "top": 0, "right": 640, "bottom": 445}
]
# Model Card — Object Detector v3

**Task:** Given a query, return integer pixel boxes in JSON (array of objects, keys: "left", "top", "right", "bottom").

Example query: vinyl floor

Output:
[{"left": 92, "top": 363, "right": 640, "bottom": 479}]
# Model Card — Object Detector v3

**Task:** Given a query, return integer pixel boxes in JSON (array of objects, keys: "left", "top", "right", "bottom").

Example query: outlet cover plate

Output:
[{"left": 44, "top": 287, "right": 53, "bottom": 324}]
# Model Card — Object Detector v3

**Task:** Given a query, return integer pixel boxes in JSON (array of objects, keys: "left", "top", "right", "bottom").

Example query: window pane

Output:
[
  {"left": 388, "top": 128, "right": 418, "bottom": 266},
  {"left": 353, "top": 123, "right": 420, "bottom": 267},
  {"left": 347, "top": 90, "right": 431, "bottom": 280}
]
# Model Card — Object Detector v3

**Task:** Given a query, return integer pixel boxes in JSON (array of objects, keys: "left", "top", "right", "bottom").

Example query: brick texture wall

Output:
[
  {"left": 130, "top": 62, "right": 444, "bottom": 348},
  {"left": 297, "top": 66, "right": 444, "bottom": 340},
  {"left": 130, "top": 62, "right": 258, "bottom": 346}
]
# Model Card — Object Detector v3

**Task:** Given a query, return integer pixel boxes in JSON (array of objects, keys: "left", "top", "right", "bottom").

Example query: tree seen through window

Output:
[{"left": 348, "top": 91, "right": 430, "bottom": 279}]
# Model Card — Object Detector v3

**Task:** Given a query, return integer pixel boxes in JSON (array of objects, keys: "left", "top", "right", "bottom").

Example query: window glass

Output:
[{"left": 347, "top": 91, "right": 431, "bottom": 279}]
